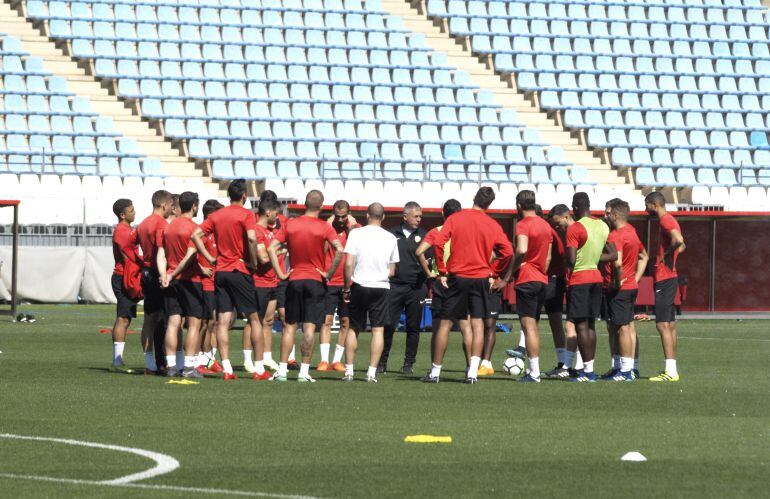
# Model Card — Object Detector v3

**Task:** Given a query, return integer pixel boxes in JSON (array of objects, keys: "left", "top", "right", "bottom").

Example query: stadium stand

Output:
[{"left": 423, "top": 0, "right": 770, "bottom": 209}]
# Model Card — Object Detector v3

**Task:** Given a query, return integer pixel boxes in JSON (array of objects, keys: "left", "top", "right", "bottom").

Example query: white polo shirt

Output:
[{"left": 344, "top": 225, "right": 399, "bottom": 289}]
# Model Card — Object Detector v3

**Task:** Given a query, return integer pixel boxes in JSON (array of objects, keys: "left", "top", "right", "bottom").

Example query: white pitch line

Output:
[
  {"left": 0, "top": 433, "right": 179, "bottom": 485},
  {"left": 0, "top": 473, "right": 325, "bottom": 499}
]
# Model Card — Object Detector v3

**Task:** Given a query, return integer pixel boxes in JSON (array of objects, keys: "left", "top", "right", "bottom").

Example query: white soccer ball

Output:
[{"left": 503, "top": 357, "right": 525, "bottom": 376}]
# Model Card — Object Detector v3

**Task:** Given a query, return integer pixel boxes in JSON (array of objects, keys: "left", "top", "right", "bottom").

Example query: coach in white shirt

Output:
[{"left": 341, "top": 203, "right": 400, "bottom": 383}]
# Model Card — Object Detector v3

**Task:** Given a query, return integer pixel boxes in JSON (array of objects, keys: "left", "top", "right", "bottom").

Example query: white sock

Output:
[
  {"left": 575, "top": 350, "right": 584, "bottom": 370},
  {"left": 620, "top": 357, "right": 633, "bottom": 372},
  {"left": 243, "top": 350, "right": 254, "bottom": 369},
  {"left": 299, "top": 363, "right": 310, "bottom": 377},
  {"left": 430, "top": 363, "right": 442, "bottom": 378},
  {"left": 254, "top": 360, "right": 265, "bottom": 375},
  {"left": 332, "top": 344, "right": 345, "bottom": 364},
  {"left": 665, "top": 359, "right": 678, "bottom": 375},
  {"left": 345, "top": 364, "right": 354, "bottom": 376},
  {"left": 320, "top": 343, "right": 330, "bottom": 363},
  {"left": 562, "top": 350, "right": 575, "bottom": 370},
  {"left": 529, "top": 357, "right": 540, "bottom": 378},
  {"left": 518, "top": 330, "right": 526, "bottom": 348},
  {"left": 144, "top": 352, "right": 157, "bottom": 371},
  {"left": 166, "top": 354, "right": 177, "bottom": 369},
  {"left": 288, "top": 345, "right": 296, "bottom": 362},
  {"left": 556, "top": 348, "right": 566, "bottom": 366},
  {"left": 633, "top": 357, "right": 639, "bottom": 370},
  {"left": 222, "top": 359, "right": 233, "bottom": 375},
  {"left": 612, "top": 355, "right": 621, "bottom": 370},
  {"left": 481, "top": 359, "right": 492, "bottom": 369},
  {"left": 278, "top": 362, "right": 288, "bottom": 375},
  {"left": 175, "top": 350, "right": 184, "bottom": 369},
  {"left": 112, "top": 342, "right": 125, "bottom": 365},
  {"left": 583, "top": 359, "right": 594, "bottom": 373},
  {"left": 367, "top": 366, "right": 377, "bottom": 378},
  {"left": 211, "top": 347, "right": 218, "bottom": 358},
  {"left": 184, "top": 355, "right": 195, "bottom": 368},
  {"left": 468, "top": 356, "right": 480, "bottom": 378},
  {"left": 263, "top": 351, "right": 273, "bottom": 363}
]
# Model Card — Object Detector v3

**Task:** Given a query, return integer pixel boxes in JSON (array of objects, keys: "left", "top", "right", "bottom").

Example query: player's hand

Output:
[
  {"left": 160, "top": 275, "right": 170, "bottom": 288},
  {"left": 326, "top": 214, "right": 335, "bottom": 224},
  {"left": 342, "top": 289, "right": 351, "bottom": 303},
  {"left": 663, "top": 253, "right": 673, "bottom": 269},
  {"left": 278, "top": 269, "right": 293, "bottom": 281},
  {"left": 316, "top": 267, "right": 331, "bottom": 281},
  {"left": 490, "top": 278, "right": 508, "bottom": 291},
  {"left": 206, "top": 255, "right": 216, "bottom": 265},
  {"left": 201, "top": 267, "right": 213, "bottom": 277},
  {"left": 428, "top": 270, "right": 439, "bottom": 279},
  {"left": 347, "top": 214, "right": 358, "bottom": 227},
  {"left": 439, "top": 276, "right": 449, "bottom": 288}
]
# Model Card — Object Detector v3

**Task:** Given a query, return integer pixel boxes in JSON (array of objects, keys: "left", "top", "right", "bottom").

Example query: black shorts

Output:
[
  {"left": 203, "top": 290, "right": 216, "bottom": 320},
  {"left": 608, "top": 289, "right": 638, "bottom": 327},
  {"left": 600, "top": 291, "right": 611, "bottom": 322},
  {"left": 429, "top": 279, "right": 447, "bottom": 320},
  {"left": 164, "top": 279, "right": 205, "bottom": 319},
  {"left": 654, "top": 277, "right": 678, "bottom": 323},
  {"left": 566, "top": 283, "right": 603, "bottom": 322},
  {"left": 515, "top": 281, "right": 546, "bottom": 319},
  {"left": 112, "top": 273, "right": 138, "bottom": 319},
  {"left": 488, "top": 289, "right": 503, "bottom": 318},
  {"left": 324, "top": 285, "right": 350, "bottom": 318},
  {"left": 348, "top": 283, "right": 390, "bottom": 331},
  {"left": 215, "top": 271, "right": 257, "bottom": 316},
  {"left": 544, "top": 275, "right": 566, "bottom": 314},
  {"left": 255, "top": 286, "right": 277, "bottom": 319},
  {"left": 285, "top": 279, "right": 327, "bottom": 325},
  {"left": 276, "top": 280, "right": 288, "bottom": 309},
  {"left": 441, "top": 276, "right": 493, "bottom": 320},
  {"left": 140, "top": 267, "right": 163, "bottom": 314}
]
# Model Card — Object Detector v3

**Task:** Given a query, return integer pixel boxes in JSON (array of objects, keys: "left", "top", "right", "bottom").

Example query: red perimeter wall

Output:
[{"left": 296, "top": 204, "right": 770, "bottom": 312}]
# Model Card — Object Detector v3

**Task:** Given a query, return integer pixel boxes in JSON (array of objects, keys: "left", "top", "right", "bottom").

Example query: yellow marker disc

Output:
[
  {"left": 404, "top": 435, "right": 452, "bottom": 444},
  {"left": 166, "top": 379, "right": 200, "bottom": 385}
]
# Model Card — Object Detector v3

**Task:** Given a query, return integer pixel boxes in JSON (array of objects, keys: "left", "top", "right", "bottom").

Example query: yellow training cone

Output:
[
  {"left": 404, "top": 435, "right": 452, "bottom": 444},
  {"left": 166, "top": 379, "right": 200, "bottom": 385}
]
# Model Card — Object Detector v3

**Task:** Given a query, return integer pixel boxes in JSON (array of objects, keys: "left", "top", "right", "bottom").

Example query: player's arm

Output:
[
  {"left": 599, "top": 241, "right": 618, "bottom": 262},
  {"left": 635, "top": 248, "right": 649, "bottom": 283},
  {"left": 156, "top": 247, "right": 169, "bottom": 287},
  {"left": 611, "top": 249, "right": 623, "bottom": 290},
  {"left": 566, "top": 247, "right": 576, "bottom": 270},
  {"left": 256, "top": 242, "right": 270, "bottom": 265},
  {"left": 267, "top": 239, "right": 290, "bottom": 280},
  {"left": 545, "top": 242, "right": 552, "bottom": 273},
  {"left": 319, "top": 239, "right": 344, "bottom": 280},
  {"left": 663, "top": 229, "right": 685, "bottom": 268},
  {"left": 168, "top": 246, "right": 197, "bottom": 281},
  {"left": 191, "top": 228, "right": 216, "bottom": 265},
  {"left": 415, "top": 239, "right": 431, "bottom": 258},
  {"left": 342, "top": 253, "right": 355, "bottom": 303},
  {"left": 388, "top": 262, "right": 397, "bottom": 278},
  {"left": 246, "top": 228, "right": 260, "bottom": 269}
]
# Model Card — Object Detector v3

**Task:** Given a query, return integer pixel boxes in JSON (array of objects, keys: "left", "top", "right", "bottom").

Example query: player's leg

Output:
[
  {"left": 380, "top": 285, "right": 406, "bottom": 373},
  {"left": 367, "top": 287, "right": 390, "bottom": 382},
  {"left": 343, "top": 328, "right": 359, "bottom": 381},
  {"left": 110, "top": 274, "right": 136, "bottom": 372},
  {"left": 317, "top": 286, "right": 338, "bottom": 370},
  {"left": 163, "top": 314, "right": 182, "bottom": 376},
  {"left": 516, "top": 283, "right": 545, "bottom": 382},
  {"left": 276, "top": 280, "right": 297, "bottom": 368},
  {"left": 296, "top": 280, "right": 326, "bottom": 382},
  {"left": 465, "top": 278, "right": 491, "bottom": 382},
  {"left": 241, "top": 319, "right": 255, "bottom": 373},
  {"left": 401, "top": 286, "right": 425, "bottom": 374},
  {"left": 332, "top": 316, "right": 349, "bottom": 371},
  {"left": 458, "top": 318, "right": 472, "bottom": 366},
  {"left": 260, "top": 295, "right": 279, "bottom": 370},
  {"left": 651, "top": 278, "right": 679, "bottom": 381},
  {"left": 479, "top": 316, "right": 496, "bottom": 375}
]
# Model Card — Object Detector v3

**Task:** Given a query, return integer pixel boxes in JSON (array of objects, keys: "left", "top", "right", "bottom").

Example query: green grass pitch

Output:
[{"left": 0, "top": 305, "right": 768, "bottom": 498}]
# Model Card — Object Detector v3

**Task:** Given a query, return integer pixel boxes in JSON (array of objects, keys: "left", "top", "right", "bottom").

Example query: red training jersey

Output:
[
  {"left": 431, "top": 209, "right": 513, "bottom": 279},
  {"left": 654, "top": 213, "right": 681, "bottom": 282},
  {"left": 112, "top": 222, "right": 139, "bottom": 276},
  {"left": 253, "top": 224, "right": 278, "bottom": 287},
  {"left": 547, "top": 228, "right": 566, "bottom": 277},
  {"left": 163, "top": 217, "right": 200, "bottom": 282},
  {"left": 135, "top": 213, "right": 166, "bottom": 269},
  {"left": 326, "top": 228, "right": 350, "bottom": 286},
  {"left": 196, "top": 233, "right": 217, "bottom": 292},
  {"left": 199, "top": 204, "right": 258, "bottom": 274},
  {"left": 275, "top": 215, "right": 340, "bottom": 281},
  {"left": 608, "top": 224, "right": 645, "bottom": 291},
  {"left": 424, "top": 226, "right": 448, "bottom": 275},
  {"left": 514, "top": 215, "right": 552, "bottom": 285},
  {"left": 565, "top": 222, "right": 602, "bottom": 286}
]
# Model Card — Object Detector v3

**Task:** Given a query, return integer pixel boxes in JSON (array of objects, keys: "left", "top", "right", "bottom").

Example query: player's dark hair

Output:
[
  {"left": 610, "top": 199, "right": 631, "bottom": 219},
  {"left": 572, "top": 192, "right": 591, "bottom": 212},
  {"left": 605, "top": 197, "right": 622, "bottom": 209},
  {"left": 258, "top": 198, "right": 280, "bottom": 215},
  {"left": 202, "top": 199, "right": 224, "bottom": 218},
  {"left": 442, "top": 198, "right": 462, "bottom": 219},
  {"left": 113, "top": 198, "right": 132, "bottom": 218},
  {"left": 333, "top": 199, "right": 350, "bottom": 212},
  {"left": 179, "top": 191, "right": 198, "bottom": 213},
  {"left": 171, "top": 193, "right": 180, "bottom": 206},
  {"left": 367, "top": 202, "right": 385, "bottom": 221},
  {"left": 151, "top": 190, "right": 173, "bottom": 208},
  {"left": 260, "top": 190, "right": 278, "bottom": 203},
  {"left": 645, "top": 191, "right": 666, "bottom": 207},
  {"left": 516, "top": 190, "right": 537, "bottom": 211},
  {"left": 473, "top": 186, "right": 496, "bottom": 209},
  {"left": 548, "top": 204, "right": 570, "bottom": 219},
  {"left": 305, "top": 189, "right": 324, "bottom": 210},
  {"left": 227, "top": 179, "right": 247, "bottom": 201},
  {"left": 534, "top": 204, "right": 543, "bottom": 218}
]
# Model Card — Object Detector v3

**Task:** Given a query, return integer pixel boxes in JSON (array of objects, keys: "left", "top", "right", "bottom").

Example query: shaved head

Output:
[
  {"left": 367, "top": 202, "right": 385, "bottom": 221},
  {"left": 305, "top": 189, "right": 324, "bottom": 210}
]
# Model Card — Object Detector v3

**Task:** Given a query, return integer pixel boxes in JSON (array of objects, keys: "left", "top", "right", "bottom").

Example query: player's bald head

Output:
[
  {"left": 367, "top": 202, "right": 385, "bottom": 221},
  {"left": 305, "top": 190, "right": 324, "bottom": 210}
]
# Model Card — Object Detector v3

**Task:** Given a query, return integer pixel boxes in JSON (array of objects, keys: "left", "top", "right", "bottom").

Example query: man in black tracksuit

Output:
[{"left": 379, "top": 202, "right": 431, "bottom": 374}]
